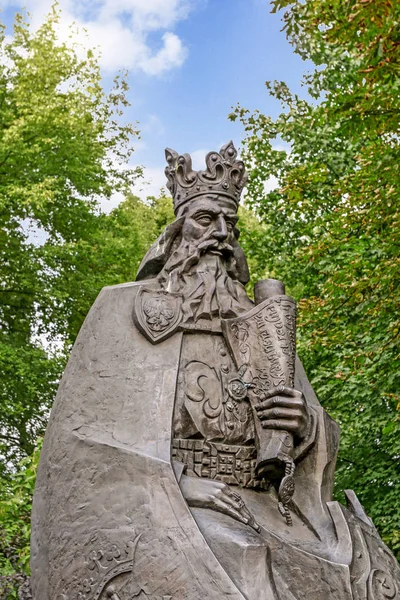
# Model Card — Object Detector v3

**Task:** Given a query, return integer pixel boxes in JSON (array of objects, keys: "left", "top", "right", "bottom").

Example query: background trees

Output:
[
  {"left": 0, "top": 5, "right": 139, "bottom": 477},
  {"left": 231, "top": 0, "right": 400, "bottom": 555}
]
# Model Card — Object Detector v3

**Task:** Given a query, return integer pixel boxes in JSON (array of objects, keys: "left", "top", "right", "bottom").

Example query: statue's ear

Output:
[
  {"left": 136, "top": 217, "right": 185, "bottom": 281},
  {"left": 232, "top": 234, "right": 250, "bottom": 285}
]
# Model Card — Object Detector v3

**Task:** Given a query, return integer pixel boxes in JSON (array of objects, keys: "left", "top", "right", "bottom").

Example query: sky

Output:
[{"left": 1, "top": 0, "right": 309, "bottom": 210}]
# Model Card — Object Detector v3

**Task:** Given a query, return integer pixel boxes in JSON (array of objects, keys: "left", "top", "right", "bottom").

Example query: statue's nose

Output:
[{"left": 212, "top": 215, "right": 228, "bottom": 241}]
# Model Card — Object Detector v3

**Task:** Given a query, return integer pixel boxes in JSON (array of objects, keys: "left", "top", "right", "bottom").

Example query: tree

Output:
[
  {"left": 231, "top": 0, "right": 400, "bottom": 555},
  {"left": 0, "top": 3, "right": 139, "bottom": 477}
]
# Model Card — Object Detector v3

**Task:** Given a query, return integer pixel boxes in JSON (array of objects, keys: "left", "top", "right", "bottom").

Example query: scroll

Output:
[{"left": 222, "top": 279, "right": 297, "bottom": 525}]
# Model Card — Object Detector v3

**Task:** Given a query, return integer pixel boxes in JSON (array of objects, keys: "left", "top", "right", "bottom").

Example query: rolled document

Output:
[
  {"left": 222, "top": 279, "right": 297, "bottom": 524},
  {"left": 251, "top": 279, "right": 296, "bottom": 481}
]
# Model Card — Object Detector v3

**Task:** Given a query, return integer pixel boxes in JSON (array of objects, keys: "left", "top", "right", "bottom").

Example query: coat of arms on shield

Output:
[{"left": 133, "top": 286, "right": 183, "bottom": 344}]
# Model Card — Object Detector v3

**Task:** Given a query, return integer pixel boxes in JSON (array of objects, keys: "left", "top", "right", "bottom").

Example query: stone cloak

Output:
[{"left": 31, "top": 281, "right": 248, "bottom": 600}]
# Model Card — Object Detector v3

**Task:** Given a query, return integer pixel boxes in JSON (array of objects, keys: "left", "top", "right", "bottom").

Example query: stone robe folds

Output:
[{"left": 31, "top": 281, "right": 400, "bottom": 600}]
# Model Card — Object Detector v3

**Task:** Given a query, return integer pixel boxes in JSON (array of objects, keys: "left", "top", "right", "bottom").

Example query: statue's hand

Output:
[
  {"left": 180, "top": 474, "right": 260, "bottom": 532},
  {"left": 254, "top": 385, "right": 309, "bottom": 441}
]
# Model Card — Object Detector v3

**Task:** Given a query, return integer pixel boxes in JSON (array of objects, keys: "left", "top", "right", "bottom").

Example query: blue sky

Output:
[{"left": 2, "top": 0, "right": 309, "bottom": 208}]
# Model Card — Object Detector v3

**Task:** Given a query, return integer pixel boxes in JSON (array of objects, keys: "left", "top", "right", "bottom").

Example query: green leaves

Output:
[
  {"left": 0, "top": 3, "right": 141, "bottom": 469},
  {"left": 236, "top": 0, "right": 400, "bottom": 557},
  {"left": 0, "top": 438, "right": 42, "bottom": 596}
]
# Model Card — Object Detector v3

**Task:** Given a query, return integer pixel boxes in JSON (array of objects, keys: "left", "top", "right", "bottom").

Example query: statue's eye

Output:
[
  {"left": 195, "top": 214, "right": 212, "bottom": 226},
  {"left": 226, "top": 221, "right": 234, "bottom": 231}
]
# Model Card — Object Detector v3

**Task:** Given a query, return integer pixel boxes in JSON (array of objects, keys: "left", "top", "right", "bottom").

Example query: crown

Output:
[{"left": 164, "top": 141, "right": 247, "bottom": 214}]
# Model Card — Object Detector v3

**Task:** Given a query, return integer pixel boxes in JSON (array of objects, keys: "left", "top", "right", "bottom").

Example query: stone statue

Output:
[{"left": 31, "top": 142, "right": 400, "bottom": 600}]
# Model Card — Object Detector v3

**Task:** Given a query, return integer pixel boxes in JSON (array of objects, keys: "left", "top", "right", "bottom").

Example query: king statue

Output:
[{"left": 31, "top": 142, "right": 400, "bottom": 600}]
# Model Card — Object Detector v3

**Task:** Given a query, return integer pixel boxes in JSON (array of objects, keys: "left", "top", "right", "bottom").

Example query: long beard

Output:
[{"left": 157, "top": 239, "right": 252, "bottom": 324}]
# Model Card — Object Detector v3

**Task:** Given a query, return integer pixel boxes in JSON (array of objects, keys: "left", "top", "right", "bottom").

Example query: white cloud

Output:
[
  {"left": 140, "top": 32, "right": 187, "bottom": 76},
  {"left": 20, "top": 218, "right": 49, "bottom": 246},
  {"left": 141, "top": 114, "right": 166, "bottom": 137},
  {"left": 132, "top": 165, "right": 168, "bottom": 200},
  {"left": 97, "top": 165, "right": 167, "bottom": 213},
  {"left": 264, "top": 175, "right": 278, "bottom": 193},
  {"left": 5, "top": 0, "right": 195, "bottom": 75},
  {"left": 189, "top": 148, "right": 209, "bottom": 170},
  {"left": 97, "top": 0, "right": 192, "bottom": 31},
  {"left": 99, "top": 190, "right": 127, "bottom": 213}
]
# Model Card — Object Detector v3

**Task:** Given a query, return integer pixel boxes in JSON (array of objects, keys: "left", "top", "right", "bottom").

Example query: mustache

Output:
[
  {"left": 157, "top": 235, "right": 237, "bottom": 286},
  {"left": 197, "top": 238, "right": 234, "bottom": 257},
  {"left": 179, "top": 239, "right": 235, "bottom": 277}
]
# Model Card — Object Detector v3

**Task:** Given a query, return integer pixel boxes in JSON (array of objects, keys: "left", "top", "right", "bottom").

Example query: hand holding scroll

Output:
[{"left": 254, "top": 385, "right": 309, "bottom": 442}]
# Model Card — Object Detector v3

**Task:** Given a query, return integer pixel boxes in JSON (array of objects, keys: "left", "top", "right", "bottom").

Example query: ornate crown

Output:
[{"left": 164, "top": 141, "right": 247, "bottom": 214}]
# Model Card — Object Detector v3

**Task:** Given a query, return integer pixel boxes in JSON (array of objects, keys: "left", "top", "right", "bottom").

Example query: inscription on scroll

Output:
[
  {"left": 222, "top": 294, "right": 297, "bottom": 523},
  {"left": 222, "top": 296, "right": 296, "bottom": 397}
]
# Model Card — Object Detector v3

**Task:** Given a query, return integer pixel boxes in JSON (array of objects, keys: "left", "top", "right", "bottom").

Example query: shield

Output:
[{"left": 133, "top": 286, "right": 183, "bottom": 344}]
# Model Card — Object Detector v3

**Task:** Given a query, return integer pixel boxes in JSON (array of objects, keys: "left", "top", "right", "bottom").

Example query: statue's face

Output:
[
  {"left": 156, "top": 194, "right": 250, "bottom": 321},
  {"left": 180, "top": 196, "right": 238, "bottom": 256}
]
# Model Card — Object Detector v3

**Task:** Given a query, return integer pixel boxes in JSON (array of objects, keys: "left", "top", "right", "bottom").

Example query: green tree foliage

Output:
[
  {"left": 0, "top": 4, "right": 139, "bottom": 476},
  {"left": 231, "top": 0, "right": 400, "bottom": 555},
  {"left": 41, "top": 193, "right": 174, "bottom": 348},
  {"left": 0, "top": 439, "right": 41, "bottom": 599}
]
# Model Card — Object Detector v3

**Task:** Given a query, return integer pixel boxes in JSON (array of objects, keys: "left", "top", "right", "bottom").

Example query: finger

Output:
[
  {"left": 209, "top": 481, "right": 225, "bottom": 491},
  {"left": 221, "top": 488, "right": 243, "bottom": 507},
  {"left": 260, "top": 419, "right": 302, "bottom": 433},
  {"left": 257, "top": 408, "right": 304, "bottom": 422},
  {"left": 222, "top": 489, "right": 254, "bottom": 521},
  {"left": 254, "top": 396, "right": 304, "bottom": 412},
  {"left": 256, "top": 386, "right": 300, "bottom": 401},
  {"left": 217, "top": 490, "right": 261, "bottom": 532},
  {"left": 213, "top": 498, "right": 249, "bottom": 525}
]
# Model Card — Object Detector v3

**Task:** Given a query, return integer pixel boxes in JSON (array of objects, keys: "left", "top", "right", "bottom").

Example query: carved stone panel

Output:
[{"left": 222, "top": 294, "right": 297, "bottom": 392}]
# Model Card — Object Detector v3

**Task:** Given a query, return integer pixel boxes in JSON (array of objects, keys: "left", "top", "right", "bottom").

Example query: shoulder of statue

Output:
[{"left": 103, "top": 280, "right": 148, "bottom": 291}]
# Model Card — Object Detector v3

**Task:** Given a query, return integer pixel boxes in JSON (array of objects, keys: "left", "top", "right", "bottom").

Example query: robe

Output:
[{"left": 31, "top": 281, "right": 400, "bottom": 600}]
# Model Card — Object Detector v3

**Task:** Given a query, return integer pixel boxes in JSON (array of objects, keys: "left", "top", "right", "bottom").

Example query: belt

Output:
[{"left": 172, "top": 438, "right": 270, "bottom": 489}]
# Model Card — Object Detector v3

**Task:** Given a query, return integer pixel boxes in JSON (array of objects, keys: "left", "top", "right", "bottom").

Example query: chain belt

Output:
[{"left": 172, "top": 438, "right": 269, "bottom": 489}]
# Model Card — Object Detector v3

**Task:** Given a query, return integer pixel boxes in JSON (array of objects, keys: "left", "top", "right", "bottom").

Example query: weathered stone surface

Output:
[{"left": 31, "top": 143, "right": 400, "bottom": 599}]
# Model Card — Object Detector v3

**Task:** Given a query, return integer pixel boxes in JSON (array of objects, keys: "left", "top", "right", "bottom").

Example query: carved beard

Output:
[{"left": 157, "top": 237, "right": 253, "bottom": 324}]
